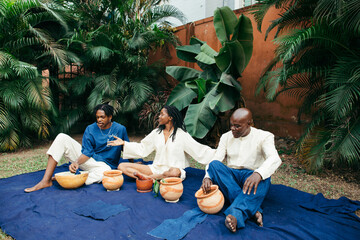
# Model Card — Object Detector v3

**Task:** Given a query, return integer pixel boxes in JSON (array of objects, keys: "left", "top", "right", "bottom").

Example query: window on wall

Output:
[{"left": 246, "top": 0, "right": 257, "bottom": 6}]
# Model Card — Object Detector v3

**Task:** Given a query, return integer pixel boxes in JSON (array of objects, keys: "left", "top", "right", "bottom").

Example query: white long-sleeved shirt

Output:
[
  {"left": 123, "top": 128, "right": 215, "bottom": 179},
  {"left": 205, "top": 127, "right": 282, "bottom": 180}
]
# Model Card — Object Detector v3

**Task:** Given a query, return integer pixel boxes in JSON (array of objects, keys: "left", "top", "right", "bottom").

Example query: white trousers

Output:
[{"left": 47, "top": 133, "right": 111, "bottom": 185}]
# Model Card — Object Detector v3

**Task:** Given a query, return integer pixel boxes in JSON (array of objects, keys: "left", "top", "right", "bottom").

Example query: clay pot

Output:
[
  {"left": 136, "top": 178, "right": 153, "bottom": 193},
  {"left": 195, "top": 185, "right": 224, "bottom": 214},
  {"left": 160, "top": 177, "right": 183, "bottom": 203},
  {"left": 55, "top": 171, "right": 89, "bottom": 189},
  {"left": 102, "top": 170, "right": 124, "bottom": 191}
]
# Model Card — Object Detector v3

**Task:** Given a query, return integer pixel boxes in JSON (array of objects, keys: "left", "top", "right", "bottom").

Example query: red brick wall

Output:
[{"left": 149, "top": 7, "right": 306, "bottom": 138}]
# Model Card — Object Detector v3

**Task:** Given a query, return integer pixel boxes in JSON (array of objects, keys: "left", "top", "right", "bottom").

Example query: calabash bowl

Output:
[{"left": 55, "top": 171, "right": 89, "bottom": 189}]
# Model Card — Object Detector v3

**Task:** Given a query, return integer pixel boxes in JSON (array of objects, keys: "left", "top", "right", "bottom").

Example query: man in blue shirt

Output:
[{"left": 25, "top": 104, "right": 129, "bottom": 192}]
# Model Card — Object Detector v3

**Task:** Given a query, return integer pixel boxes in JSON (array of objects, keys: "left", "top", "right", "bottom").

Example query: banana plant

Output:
[{"left": 166, "top": 6, "right": 253, "bottom": 138}]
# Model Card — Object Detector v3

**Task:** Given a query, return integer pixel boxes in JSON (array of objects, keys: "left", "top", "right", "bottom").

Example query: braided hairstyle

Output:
[
  {"left": 157, "top": 105, "right": 186, "bottom": 141},
  {"left": 93, "top": 104, "right": 114, "bottom": 117}
]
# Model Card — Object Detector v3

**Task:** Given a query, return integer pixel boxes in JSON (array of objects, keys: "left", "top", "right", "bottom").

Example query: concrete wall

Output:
[{"left": 150, "top": 6, "right": 305, "bottom": 139}]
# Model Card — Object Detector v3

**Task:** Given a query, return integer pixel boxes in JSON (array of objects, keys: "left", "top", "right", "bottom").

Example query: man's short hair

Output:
[{"left": 94, "top": 104, "right": 114, "bottom": 117}]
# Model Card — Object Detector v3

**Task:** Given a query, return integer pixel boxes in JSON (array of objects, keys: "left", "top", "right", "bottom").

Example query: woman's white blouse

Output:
[{"left": 123, "top": 128, "right": 215, "bottom": 179}]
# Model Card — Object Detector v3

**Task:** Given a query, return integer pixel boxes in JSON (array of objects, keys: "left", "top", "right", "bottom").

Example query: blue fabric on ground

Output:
[
  {"left": 73, "top": 200, "right": 129, "bottom": 220},
  {"left": 0, "top": 164, "right": 360, "bottom": 240},
  {"left": 300, "top": 193, "right": 360, "bottom": 215},
  {"left": 148, "top": 207, "right": 207, "bottom": 240}
]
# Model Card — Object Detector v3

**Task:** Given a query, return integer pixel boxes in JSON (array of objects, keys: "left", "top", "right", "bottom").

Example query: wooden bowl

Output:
[
  {"left": 55, "top": 171, "right": 89, "bottom": 189},
  {"left": 136, "top": 178, "right": 153, "bottom": 193},
  {"left": 195, "top": 185, "right": 224, "bottom": 214}
]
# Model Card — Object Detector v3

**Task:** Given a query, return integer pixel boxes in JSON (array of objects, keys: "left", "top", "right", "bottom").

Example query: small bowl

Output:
[
  {"left": 160, "top": 177, "right": 183, "bottom": 203},
  {"left": 136, "top": 178, "right": 153, "bottom": 193},
  {"left": 102, "top": 170, "right": 124, "bottom": 191},
  {"left": 55, "top": 171, "right": 89, "bottom": 189}
]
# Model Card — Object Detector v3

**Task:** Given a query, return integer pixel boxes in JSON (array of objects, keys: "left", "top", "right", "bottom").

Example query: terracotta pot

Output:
[
  {"left": 195, "top": 185, "right": 224, "bottom": 214},
  {"left": 136, "top": 178, "right": 153, "bottom": 193},
  {"left": 160, "top": 177, "right": 183, "bottom": 203},
  {"left": 55, "top": 171, "right": 89, "bottom": 189},
  {"left": 102, "top": 170, "right": 124, "bottom": 191}
]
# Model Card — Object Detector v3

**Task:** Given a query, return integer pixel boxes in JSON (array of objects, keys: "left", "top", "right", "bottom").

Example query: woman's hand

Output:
[{"left": 107, "top": 136, "right": 124, "bottom": 146}]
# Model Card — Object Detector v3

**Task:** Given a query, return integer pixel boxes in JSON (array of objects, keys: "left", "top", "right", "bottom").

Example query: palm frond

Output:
[
  {"left": 322, "top": 55, "right": 360, "bottom": 121},
  {"left": 330, "top": 116, "right": 360, "bottom": 168},
  {"left": 314, "top": 0, "right": 344, "bottom": 22},
  {"left": 334, "top": 0, "right": 360, "bottom": 35}
]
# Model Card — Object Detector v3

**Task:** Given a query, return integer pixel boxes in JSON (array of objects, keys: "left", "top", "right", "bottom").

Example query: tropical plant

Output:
[
  {"left": 166, "top": 6, "right": 253, "bottom": 139},
  {"left": 0, "top": 0, "right": 72, "bottom": 151},
  {"left": 138, "top": 91, "right": 169, "bottom": 130},
  {"left": 249, "top": 0, "right": 360, "bottom": 171},
  {"left": 62, "top": 0, "right": 186, "bottom": 127}
]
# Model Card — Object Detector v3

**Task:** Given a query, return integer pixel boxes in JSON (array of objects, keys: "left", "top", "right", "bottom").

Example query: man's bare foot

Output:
[
  {"left": 24, "top": 180, "right": 52, "bottom": 193},
  {"left": 254, "top": 211, "right": 263, "bottom": 227},
  {"left": 225, "top": 214, "right": 237, "bottom": 232}
]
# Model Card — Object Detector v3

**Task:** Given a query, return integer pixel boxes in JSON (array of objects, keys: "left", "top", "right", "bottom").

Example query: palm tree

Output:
[
  {"left": 0, "top": 0, "right": 71, "bottom": 150},
  {"left": 63, "top": 0, "right": 186, "bottom": 128},
  {"left": 248, "top": 0, "right": 360, "bottom": 171}
]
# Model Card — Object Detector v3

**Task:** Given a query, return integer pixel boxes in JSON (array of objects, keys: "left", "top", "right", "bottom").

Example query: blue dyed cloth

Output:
[
  {"left": 73, "top": 200, "right": 129, "bottom": 220},
  {"left": 300, "top": 193, "right": 360, "bottom": 215},
  {"left": 0, "top": 165, "right": 359, "bottom": 240},
  {"left": 148, "top": 208, "right": 207, "bottom": 240}
]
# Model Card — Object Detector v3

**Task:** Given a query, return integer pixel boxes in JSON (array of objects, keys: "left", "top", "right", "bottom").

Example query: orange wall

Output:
[{"left": 150, "top": 7, "right": 305, "bottom": 138}]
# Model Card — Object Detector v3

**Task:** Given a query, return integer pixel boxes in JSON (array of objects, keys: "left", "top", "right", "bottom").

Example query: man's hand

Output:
[
  {"left": 69, "top": 162, "right": 79, "bottom": 173},
  {"left": 107, "top": 136, "right": 124, "bottom": 146},
  {"left": 243, "top": 172, "right": 262, "bottom": 195},
  {"left": 201, "top": 177, "right": 213, "bottom": 194}
]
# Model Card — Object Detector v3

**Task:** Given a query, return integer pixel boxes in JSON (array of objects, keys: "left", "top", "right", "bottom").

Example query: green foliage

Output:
[
  {"left": 166, "top": 6, "right": 253, "bottom": 138},
  {"left": 0, "top": 0, "right": 70, "bottom": 151},
  {"left": 249, "top": 0, "right": 360, "bottom": 171},
  {"left": 63, "top": 0, "right": 186, "bottom": 126},
  {"left": 138, "top": 91, "right": 169, "bottom": 130}
]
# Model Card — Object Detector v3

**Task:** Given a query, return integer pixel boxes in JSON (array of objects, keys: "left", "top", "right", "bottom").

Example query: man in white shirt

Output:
[{"left": 201, "top": 108, "right": 282, "bottom": 232}]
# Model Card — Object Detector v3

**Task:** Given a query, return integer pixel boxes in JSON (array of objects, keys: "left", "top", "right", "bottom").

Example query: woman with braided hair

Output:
[{"left": 108, "top": 106, "right": 215, "bottom": 180}]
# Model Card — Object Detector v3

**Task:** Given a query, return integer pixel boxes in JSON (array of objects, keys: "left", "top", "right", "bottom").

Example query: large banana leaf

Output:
[
  {"left": 232, "top": 14, "right": 253, "bottom": 68},
  {"left": 219, "top": 72, "right": 242, "bottom": 92},
  {"left": 195, "top": 78, "right": 211, "bottom": 102},
  {"left": 215, "top": 41, "right": 246, "bottom": 78},
  {"left": 213, "top": 6, "right": 238, "bottom": 44},
  {"left": 184, "top": 92, "right": 218, "bottom": 138},
  {"left": 184, "top": 80, "right": 239, "bottom": 138},
  {"left": 195, "top": 43, "right": 217, "bottom": 65},
  {"left": 176, "top": 44, "right": 201, "bottom": 62},
  {"left": 166, "top": 81, "right": 197, "bottom": 111},
  {"left": 166, "top": 66, "right": 201, "bottom": 81},
  {"left": 190, "top": 37, "right": 205, "bottom": 45},
  {"left": 209, "top": 83, "right": 240, "bottom": 112}
]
